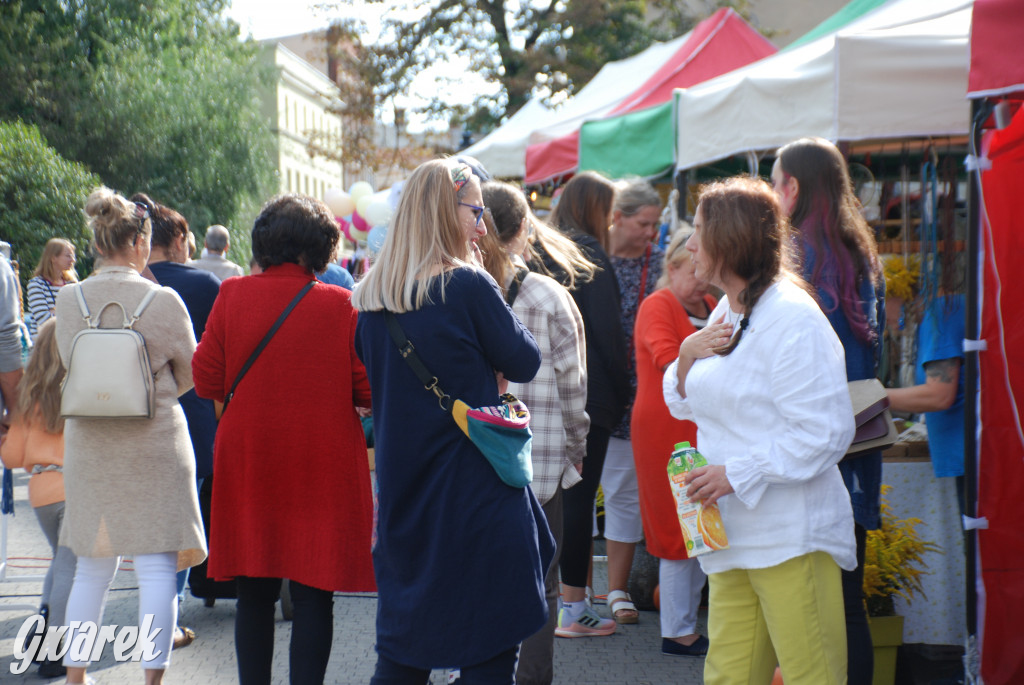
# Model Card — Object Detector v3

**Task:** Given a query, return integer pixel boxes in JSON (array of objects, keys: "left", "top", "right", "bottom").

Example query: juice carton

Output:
[{"left": 667, "top": 441, "right": 729, "bottom": 556}]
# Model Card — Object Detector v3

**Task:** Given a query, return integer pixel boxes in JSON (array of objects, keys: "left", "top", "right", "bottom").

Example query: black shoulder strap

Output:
[
  {"left": 223, "top": 280, "right": 314, "bottom": 411},
  {"left": 506, "top": 267, "right": 528, "bottom": 307},
  {"left": 384, "top": 310, "right": 452, "bottom": 411}
]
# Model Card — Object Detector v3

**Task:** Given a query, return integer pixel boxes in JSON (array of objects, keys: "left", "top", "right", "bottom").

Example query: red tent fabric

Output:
[
  {"left": 523, "top": 8, "right": 776, "bottom": 184},
  {"left": 977, "top": 107, "right": 1024, "bottom": 685},
  {"left": 967, "top": 0, "right": 1024, "bottom": 98}
]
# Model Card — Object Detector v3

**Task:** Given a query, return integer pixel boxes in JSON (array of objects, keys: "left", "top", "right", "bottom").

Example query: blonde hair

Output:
[
  {"left": 352, "top": 159, "right": 476, "bottom": 313},
  {"left": 655, "top": 228, "right": 693, "bottom": 290},
  {"left": 16, "top": 320, "right": 65, "bottom": 434},
  {"left": 84, "top": 186, "right": 152, "bottom": 260},
  {"left": 32, "top": 238, "right": 78, "bottom": 285}
]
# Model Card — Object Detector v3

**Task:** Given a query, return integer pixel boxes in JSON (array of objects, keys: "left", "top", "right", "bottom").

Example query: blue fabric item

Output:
[
  {"left": 355, "top": 267, "right": 553, "bottom": 670},
  {"left": 317, "top": 263, "right": 355, "bottom": 289},
  {"left": 802, "top": 244, "right": 885, "bottom": 530},
  {"left": 1, "top": 468, "right": 12, "bottom": 515},
  {"left": 915, "top": 295, "right": 966, "bottom": 478},
  {"left": 148, "top": 261, "right": 220, "bottom": 478}
]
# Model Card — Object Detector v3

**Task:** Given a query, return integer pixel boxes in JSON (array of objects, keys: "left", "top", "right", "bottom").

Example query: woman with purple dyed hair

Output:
[{"left": 772, "top": 137, "right": 884, "bottom": 685}]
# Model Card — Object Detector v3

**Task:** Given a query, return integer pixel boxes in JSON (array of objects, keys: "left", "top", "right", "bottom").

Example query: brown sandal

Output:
[{"left": 172, "top": 626, "right": 196, "bottom": 650}]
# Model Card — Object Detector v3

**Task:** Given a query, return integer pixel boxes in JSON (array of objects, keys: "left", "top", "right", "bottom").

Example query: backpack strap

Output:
[
  {"left": 506, "top": 267, "right": 528, "bottom": 307},
  {"left": 74, "top": 285, "right": 159, "bottom": 329},
  {"left": 129, "top": 290, "right": 159, "bottom": 328},
  {"left": 73, "top": 284, "right": 93, "bottom": 325}
]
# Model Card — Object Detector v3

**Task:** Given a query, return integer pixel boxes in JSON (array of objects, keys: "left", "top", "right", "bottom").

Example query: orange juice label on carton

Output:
[{"left": 667, "top": 441, "right": 729, "bottom": 556}]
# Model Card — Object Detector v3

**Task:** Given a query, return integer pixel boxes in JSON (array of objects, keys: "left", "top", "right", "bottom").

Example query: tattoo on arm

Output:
[{"left": 924, "top": 358, "right": 960, "bottom": 384}]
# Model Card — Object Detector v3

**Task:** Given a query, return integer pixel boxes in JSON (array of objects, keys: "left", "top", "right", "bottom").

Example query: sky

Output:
[{"left": 225, "top": 0, "right": 341, "bottom": 41}]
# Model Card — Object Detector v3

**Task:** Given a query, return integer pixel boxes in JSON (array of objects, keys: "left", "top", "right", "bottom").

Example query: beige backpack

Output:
[{"left": 60, "top": 285, "right": 158, "bottom": 419}]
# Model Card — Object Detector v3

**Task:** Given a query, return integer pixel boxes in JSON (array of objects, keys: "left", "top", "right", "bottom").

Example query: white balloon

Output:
[
  {"left": 356, "top": 194, "right": 373, "bottom": 219},
  {"left": 349, "top": 181, "right": 374, "bottom": 203},
  {"left": 365, "top": 199, "right": 393, "bottom": 226},
  {"left": 324, "top": 188, "right": 355, "bottom": 217}
]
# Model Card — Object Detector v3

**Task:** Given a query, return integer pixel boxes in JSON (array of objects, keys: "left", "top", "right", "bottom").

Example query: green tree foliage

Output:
[
  {"left": 0, "top": 121, "right": 99, "bottom": 288},
  {"left": 0, "top": 0, "right": 276, "bottom": 260},
  {"left": 343, "top": 0, "right": 658, "bottom": 132},
  {"left": 334, "top": 0, "right": 756, "bottom": 140}
]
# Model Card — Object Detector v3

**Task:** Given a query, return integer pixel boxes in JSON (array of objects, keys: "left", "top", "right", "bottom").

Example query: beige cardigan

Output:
[{"left": 55, "top": 267, "right": 207, "bottom": 570}]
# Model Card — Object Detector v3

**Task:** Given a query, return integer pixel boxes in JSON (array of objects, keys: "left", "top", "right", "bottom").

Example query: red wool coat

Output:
[{"left": 192, "top": 263, "right": 375, "bottom": 592}]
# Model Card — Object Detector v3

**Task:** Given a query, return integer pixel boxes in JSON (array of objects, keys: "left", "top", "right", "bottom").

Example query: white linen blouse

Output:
[{"left": 662, "top": 277, "right": 856, "bottom": 575}]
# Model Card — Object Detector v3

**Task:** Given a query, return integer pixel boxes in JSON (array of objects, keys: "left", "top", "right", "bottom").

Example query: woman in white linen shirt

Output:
[{"left": 662, "top": 177, "right": 856, "bottom": 685}]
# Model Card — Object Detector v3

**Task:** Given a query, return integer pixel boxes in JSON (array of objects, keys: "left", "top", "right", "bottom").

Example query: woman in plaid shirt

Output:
[{"left": 481, "top": 181, "right": 591, "bottom": 685}]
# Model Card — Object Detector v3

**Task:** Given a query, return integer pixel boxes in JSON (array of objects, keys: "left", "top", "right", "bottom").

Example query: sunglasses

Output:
[{"left": 459, "top": 202, "right": 486, "bottom": 228}]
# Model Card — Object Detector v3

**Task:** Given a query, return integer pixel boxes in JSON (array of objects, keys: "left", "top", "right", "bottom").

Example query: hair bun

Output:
[{"left": 84, "top": 186, "right": 121, "bottom": 220}]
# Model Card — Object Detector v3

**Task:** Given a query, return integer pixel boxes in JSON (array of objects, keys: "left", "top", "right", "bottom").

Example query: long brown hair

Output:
[
  {"left": 32, "top": 238, "right": 77, "bottom": 284},
  {"left": 776, "top": 137, "right": 881, "bottom": 343},
  {"left": 549, "top": 171, "right": 616, "bottom": 253},
  {"left": 16, "top": 319, "right": 65, "bottom": 434},
  {"left": 697, "top": 177, "right": 798, "bottom": 356}
]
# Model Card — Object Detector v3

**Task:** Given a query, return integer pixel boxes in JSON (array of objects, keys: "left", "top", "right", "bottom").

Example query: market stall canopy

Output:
[
  {"left": 967, "top": 0, "right": 1024, "bottom": 98},
  {"left": 459, "top": 98, "right": 553, "bottom": 179},
  {"left": 673, "top": 0, "right": 972, "bottom": 173},
  {"left": 462, "top": 31, "right": 691, "bottom": 179},
  {"left": 576, "top": 0, "right": 886, "bottom": 180},
  {"left": 525, "top": 8, "right": 775, "bottom": 184}
]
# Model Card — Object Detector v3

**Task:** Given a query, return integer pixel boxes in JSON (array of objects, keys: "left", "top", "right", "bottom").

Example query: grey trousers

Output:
[
  {"left": 516, "top": 487, "right": 563, "bottom": 685},
  {"left": 34, "top": 500, "right": 77, "bottom": 626}
]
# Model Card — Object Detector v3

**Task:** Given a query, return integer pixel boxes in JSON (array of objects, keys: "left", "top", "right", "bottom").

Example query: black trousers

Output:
[
  {"left": 559, "top": 425, "right": 612, "bottom": 587},
  {"left": 235, "top": 576, "right": 334, "bottom": 685},
  {"left": 841, "top": 524, "right": 873, "bottom": 685}
]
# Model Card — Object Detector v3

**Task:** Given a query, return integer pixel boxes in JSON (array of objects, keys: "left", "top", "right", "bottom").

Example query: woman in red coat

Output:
[
  {"left": 631, "top": 229, "right": 717, "bottom": 657},
  {"left": 192, "top": 194, "right": 374, "bottom": 685}
]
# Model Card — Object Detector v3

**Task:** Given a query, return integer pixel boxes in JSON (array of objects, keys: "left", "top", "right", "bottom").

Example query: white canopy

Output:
[
  {"left": 461, "top": 31, "right": 691, "bottom": 178},
  {"left": 460, "top": 98, "right": 553, "bottom": 179},
  {"left": 674, "top": 0, "right": 971, "bottom": 172}
]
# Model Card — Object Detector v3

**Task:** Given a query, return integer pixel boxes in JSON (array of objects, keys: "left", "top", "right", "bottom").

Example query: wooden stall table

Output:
[{"left": 881, "top": 443, "right": 966, "bottom": 647}]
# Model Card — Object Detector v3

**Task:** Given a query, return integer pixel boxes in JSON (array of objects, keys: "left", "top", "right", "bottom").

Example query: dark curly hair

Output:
[{"left": 251, "top": 194, "right": 340, "bottom": 274}]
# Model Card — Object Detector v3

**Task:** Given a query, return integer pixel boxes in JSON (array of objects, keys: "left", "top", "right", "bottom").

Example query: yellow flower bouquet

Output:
[{"left": 863, "top": 485, "right": 941, "bottom": 616}]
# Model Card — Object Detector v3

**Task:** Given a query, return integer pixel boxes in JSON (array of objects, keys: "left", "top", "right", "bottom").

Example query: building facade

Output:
[{"left": 261, "top": 42, "right": 344, "bottom": 198}]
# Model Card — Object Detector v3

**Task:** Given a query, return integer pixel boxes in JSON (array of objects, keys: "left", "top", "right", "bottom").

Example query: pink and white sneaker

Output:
[{"left": 554, "top": 605, "right": 617, "bottom": 638}]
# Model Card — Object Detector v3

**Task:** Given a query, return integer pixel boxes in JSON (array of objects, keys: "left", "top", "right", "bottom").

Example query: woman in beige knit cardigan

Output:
[{"left": 54, "top": 187, "right": 206, "bottom": 685}]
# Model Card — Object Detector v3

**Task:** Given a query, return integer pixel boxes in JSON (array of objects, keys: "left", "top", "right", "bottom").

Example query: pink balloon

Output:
[
  {"left": 352, "top": 210, "right": 368, "bottom": 232},
  {"left": 336, "top": 216, "right": 352, "bottom": 242}
]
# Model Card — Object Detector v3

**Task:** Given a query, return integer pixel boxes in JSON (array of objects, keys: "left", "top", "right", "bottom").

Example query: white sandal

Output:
[{"left": 607, "top": 589, "right": 639, "bottom": 624}]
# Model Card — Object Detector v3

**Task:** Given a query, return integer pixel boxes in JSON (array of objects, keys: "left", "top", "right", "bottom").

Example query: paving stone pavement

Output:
[{"left": 2, "top": 471, "right": 707, "bottom": 684}]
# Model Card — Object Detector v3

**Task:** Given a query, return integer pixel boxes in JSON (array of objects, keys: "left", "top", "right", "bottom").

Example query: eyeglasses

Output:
[
  {"left": 132, "top": 201, "right": 150, "bottom": 240},
  {"left": 459, "top": 202, "right": 486, "bottom": 228}
]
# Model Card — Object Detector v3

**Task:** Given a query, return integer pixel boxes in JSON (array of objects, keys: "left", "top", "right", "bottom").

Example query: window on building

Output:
[
  {"left": 284, "top": 95, "right": 289, "bottom": 129},
  {"left": 287, "top": 169, "right": 292, "bottom": 192}
]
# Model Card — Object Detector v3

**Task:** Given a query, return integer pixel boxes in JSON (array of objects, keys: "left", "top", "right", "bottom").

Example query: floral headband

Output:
[{"left": 450, "top": 163, "right": 472, "bottom": 193}]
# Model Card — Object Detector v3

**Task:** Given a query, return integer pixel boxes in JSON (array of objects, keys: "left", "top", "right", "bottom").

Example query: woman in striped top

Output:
[{"left": 26, "top": 238, "right": 77, "bottom": 338}]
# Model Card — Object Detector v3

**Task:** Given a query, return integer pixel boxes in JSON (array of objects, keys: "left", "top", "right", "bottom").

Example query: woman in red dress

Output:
[
  {"left": 192, "top": 194, "right": 374, "bottom": 685},
  {"left": 631, "top": 229, "right": 717, "bottom": 657}
]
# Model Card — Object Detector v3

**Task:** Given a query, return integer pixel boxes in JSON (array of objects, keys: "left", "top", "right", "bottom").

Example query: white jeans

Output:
[
  {"left": 601, "top": 437, "right": 644, "bottom": 543},
  {"left": 63, "top": 552, "right": 178, "bottom": 670},
  {"left": 659, "top": 557, "right": 706, "bottom": 637}
]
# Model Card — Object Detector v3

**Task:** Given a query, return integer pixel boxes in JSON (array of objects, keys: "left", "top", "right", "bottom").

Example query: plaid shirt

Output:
[{"left": 506, "top": 269, "right": 589, "bottom": 504}]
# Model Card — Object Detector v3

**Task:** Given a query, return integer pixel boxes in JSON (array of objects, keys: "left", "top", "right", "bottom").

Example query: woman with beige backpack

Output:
[{"left": 54, "top": 187, "right": 206, "bottom": 685}]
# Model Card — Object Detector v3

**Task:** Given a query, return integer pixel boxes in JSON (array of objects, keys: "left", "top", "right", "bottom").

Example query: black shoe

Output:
[
  {"left": 662, "top": 635, "right": 709, "bottom": 657},
  {"left": 38, "top": 658, "right": 67, "bottom": 678}
]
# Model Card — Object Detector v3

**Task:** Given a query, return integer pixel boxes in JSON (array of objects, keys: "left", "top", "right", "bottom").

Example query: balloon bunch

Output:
[{"left": 324, "top": 181, "right": 395, "bottom": 253}]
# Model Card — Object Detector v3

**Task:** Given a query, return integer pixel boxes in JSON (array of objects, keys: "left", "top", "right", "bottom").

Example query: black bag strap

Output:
[
  {"left": 223, "top": 280, "right": 314, "bottom": 411},
  {"left": 383, "top": 310, "right": 452, "bottom": 412},
  {"left": 505, "top": 267, "right": 528, "bottom": 307}
]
